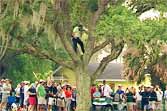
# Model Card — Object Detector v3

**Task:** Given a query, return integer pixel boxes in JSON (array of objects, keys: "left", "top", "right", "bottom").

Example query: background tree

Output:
[{"left": 123, "top": 0, "right": 167, "bottom": 85}]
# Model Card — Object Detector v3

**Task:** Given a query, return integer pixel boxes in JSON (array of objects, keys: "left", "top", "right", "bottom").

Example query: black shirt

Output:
[
  {"left": 140, "top": 91, "right": 150, "bottom": 105},
  {"left": 126, "top": 92, "right": 136, "bottom": 102},
  {"left": 28, "top": 87, "right": 36, "bottom": 97},
  {"left": 48, "top": 86, "right": 57, "bottom": 97},
  {"left": 149, "top": 91, "right": 157, "bottom": 101}
]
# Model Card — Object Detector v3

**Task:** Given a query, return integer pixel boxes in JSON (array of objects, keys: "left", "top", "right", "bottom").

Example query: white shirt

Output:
[
  {"left": 73, "top": 26, "right": 88, "bottom": 38},
  {"left": 15, "top": 87, "right": 20, "bottom": 97},
  {"left": 101, "top": 84, "right": 112, "bottom": 97},
  {"left": 136, "top": 91, "right": 142, "bottom": 101},
  {"left": 156, "top": 90, "right": 163, "bottom": 101},
  {"left": 164, "top": 90, "right": 167, "bottom": 100},
  {"left": 24, "top": 85, "right": 29, "bottom": 99},
  {"left": 58, "top": 91, "right": 66, "bottom": 98}
]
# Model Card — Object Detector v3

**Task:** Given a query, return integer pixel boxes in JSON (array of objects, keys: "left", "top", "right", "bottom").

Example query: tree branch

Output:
[
  {"left": 3, "top": 43, "right": 74, "bottom": 70},
  {"left": 92, "top": 39, "right": 113, "bottom": 54},
  {"left": 84, "top": 0, "right": 110, "bottom": 64},
  {"left": 91, "top": 41, "right": 124, "bottom": 81},
  {"left": 23, "top": 44, "right": 74, "bottom": 70},
  {"left": 54, "top": 0, "right": 81, "bottom": 64}
]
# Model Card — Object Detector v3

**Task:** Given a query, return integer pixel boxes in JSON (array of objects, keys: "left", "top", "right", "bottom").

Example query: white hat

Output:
[
  {"left": 24, "top": 81, "right": 30, "bottom": 84},
  {"left": 39, "top": 79, "right": 45, "bottom": 82},
  {"left": 98, "top": 83, "right": 103, "bottom": 86},
  {"left": 150, "top": 86, "right": 154, "bottom": 88},
  {"left": 118, "top": 84, "right": 122, "bottom": 87},
  {"left": 145, "top": 85, "right": 151, "bottom": 88},
  {"left": 138, "top": 84, "right": 142, "bottom": 87},
  {"left": 73, "top": 86, "right": 76, "bottom": 89}
]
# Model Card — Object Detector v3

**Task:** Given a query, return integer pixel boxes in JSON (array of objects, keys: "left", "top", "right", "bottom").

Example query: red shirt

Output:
[
  {"left": 90, "top": 86, "right": 96, "bottom": 98},
  {"left": 65, "top": 90, "right": 72, "bottom": 98}
]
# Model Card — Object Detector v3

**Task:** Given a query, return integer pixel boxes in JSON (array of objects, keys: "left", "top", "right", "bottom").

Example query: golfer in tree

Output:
[{"left": 72, "top": 24, "right": 88, "bottom": 54}]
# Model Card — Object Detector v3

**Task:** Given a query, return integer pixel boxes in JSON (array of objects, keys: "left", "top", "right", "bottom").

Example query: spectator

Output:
[
  {"left": 116, "top": 84, "right": 124, "bottom": 95},
  {"left": 65, "top": 86, "right": 72, "bottom": 111},
  {"left": 149, "top": 86, "right": 157, "bottom": 111},
  {"left": 140, "top": 86, "right": 150, "bottom": 111},
  {"left": 0, "top": 79, "right": 3, "bottom": 108},
  {"left": 1, "top": 79, "right": 11, "bottom": 110},
  {"left": 71, "top": 86, "right": 77, "bottom": 111},
  {"left": 101, "top": 80, "right": 112, "bottom": 97},
  {"left": 126, "top": 87, "right": 136, "bottom": 111},
  {"left": 28, "top": 83, "right": 37, "bottom": 111},
  {"left": 93, "top": 87, "right": 101, "bottom": 98},
  {"left": 47, "top": 80, "right": 57, "bottom": 111},
  {"left": 114, "top": 84, "right": 125, "bottom": 102},
  {"left": 90, "top": 84, "right": 96, "bottom": 101},
  {"left": 15, "top": 84, "right": 21, "bottom": 106},
  {"left": 164, "top": 85, "right": 167, "bottom": 110},
  {"left": 57, "top": 88, "right": 66, "bottom": 111},
  {"left": 0, "top": 80, "right": 3, "bottom": 96},
  {"left": 23, "top": 81, "right": 30, "bottom": 110},
  {"left": 155, "top": 85, "right": 163, "bottom": 110},
  {"left": 136, "top": 86, "right": 142, "bottom": 111},
  {"left": 19, "top": 82, "right": 25, "bottom": 108},
  {"left": 36, "top": 80, "right": 46, "bottom": 111}
]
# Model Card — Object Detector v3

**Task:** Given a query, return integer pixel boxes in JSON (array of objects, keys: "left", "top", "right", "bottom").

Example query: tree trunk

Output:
[{"left": 75, "top": 67, "right": 91, "bottom": 111}]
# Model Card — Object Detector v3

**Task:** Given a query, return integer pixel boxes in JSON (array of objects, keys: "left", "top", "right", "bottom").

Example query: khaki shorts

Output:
[
  {"left": 48, "top": 97, "right": 56, "bottom": 105},
  {"left": 149, "top": 101, "right": 156, "bottom": 109},
  {"left": 57, "top": 98, "right": 66, "bottom": 107},
  {"left": 1, "top": 94, "right": 9, "bottom": 103},
  {"left": 127, "top": 102, "right": 134, "bottom": 109},
  {"left": 38, "top": 97, "right": 46, "bottom": 105},
  {"left": 136, "top": 101, "right": 142, "bottom": 109}
]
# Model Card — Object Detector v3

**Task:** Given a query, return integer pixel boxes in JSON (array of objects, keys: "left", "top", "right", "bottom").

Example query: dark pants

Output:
[
  {"left": 20, "top": 93, "right": 24, "bottom": 108},
  {"left": 141, "top": 101, "right": 149, "bottom": 111},
  {"left": 72, "top": 37, "right": 85, "bottom": 53}
]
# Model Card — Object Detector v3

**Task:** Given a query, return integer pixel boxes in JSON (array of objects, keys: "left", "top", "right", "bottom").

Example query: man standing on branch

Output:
[{"left": 72, "top": 24, "right": 88, "bottom": 54}]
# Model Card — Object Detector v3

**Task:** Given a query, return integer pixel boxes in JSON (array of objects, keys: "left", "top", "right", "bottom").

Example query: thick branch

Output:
[
  {"left": 91, "top": 41, "right": 124, "bottom": 81},
  {"left": 84, "top": 0, "right": 110, "bottom": 64},
  {"left": 23, "top": 44, "right": 74, "bottom": 70},
  {"left": 54, "top": 0, "right": 81, "bottom": 64},
  {"left": 3, "top": 43, "right": 74, "bottom": 70},
  {"left": 92, "top": 39, "right": 113, "bottom": 54}
]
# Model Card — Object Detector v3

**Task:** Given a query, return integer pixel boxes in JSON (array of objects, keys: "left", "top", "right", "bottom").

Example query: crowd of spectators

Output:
[
  {"left": 1, "top": 78, "right": 167, "bottom": 111},
  {"left": 91, "top": 80, "right": 167, "bottom": 111},
  {"left": 0, "top": 78, "right": 77, "bottom": 111}
]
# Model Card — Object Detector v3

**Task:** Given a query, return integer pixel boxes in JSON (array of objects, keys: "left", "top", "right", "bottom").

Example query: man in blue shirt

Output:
[{"left": 116, "top": 84, "right": 124, "bottom": 95}]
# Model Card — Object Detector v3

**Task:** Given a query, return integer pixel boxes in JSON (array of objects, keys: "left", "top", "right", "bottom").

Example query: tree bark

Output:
[{"left": 75, "top": 67, "right": 91, "bottom": 111}]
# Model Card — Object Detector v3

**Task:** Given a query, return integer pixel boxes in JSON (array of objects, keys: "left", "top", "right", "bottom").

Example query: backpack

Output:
[{"left": 114, "top": 93, "right": 120, "bottom": 102}]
